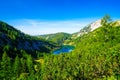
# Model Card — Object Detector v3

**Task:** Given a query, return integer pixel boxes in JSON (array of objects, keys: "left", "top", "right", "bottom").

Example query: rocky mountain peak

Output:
[
  {"left": 76, "top": 19, "right": 102, "bottom": 37},
  {"left": 90, "top": 20, "right": 101, "bottom": 31}
]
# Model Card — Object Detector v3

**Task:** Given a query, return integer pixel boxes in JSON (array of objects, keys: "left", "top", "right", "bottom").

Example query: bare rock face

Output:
[
  {"left": 75, "top": 20, "right": 102, "bottom": 37},
  {"left": 90, "top": 20, "right": 101, "bottom": 31}
]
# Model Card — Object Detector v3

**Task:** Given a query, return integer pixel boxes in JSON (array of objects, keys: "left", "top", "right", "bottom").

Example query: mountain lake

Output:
[{"left": 53, "top": 45, "right": 75, "bottom": 54}]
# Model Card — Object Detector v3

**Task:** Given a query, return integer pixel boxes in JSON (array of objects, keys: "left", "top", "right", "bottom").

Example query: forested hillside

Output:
[
  {"left": 0, "top": 21, "right": 58, "bottom": 80},
  {"left": 39, "top": 32, "right": 71, "bottom": 45},
  {"left": 0, "top": 21, "right": 57, "bottom": 58}
]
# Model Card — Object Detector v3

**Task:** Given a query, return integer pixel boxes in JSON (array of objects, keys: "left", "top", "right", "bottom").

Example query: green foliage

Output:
[
  {"left": 40, "top": 20, "right": 120, "bottom": 79},
  {"left": 26, "top": 55, "right": 35, "bottom": 73},
  {"left": 0, "top": 52, "right": 38, "bottom": 80},
  {"left": 101, "top": 14, "right": 112, "bottom": 26},
  {"left": 13, "top": 56, "right": 21, "bottom": 78},
  {"left": 0, "top": 51, "right": 12, "bottom": 79}
]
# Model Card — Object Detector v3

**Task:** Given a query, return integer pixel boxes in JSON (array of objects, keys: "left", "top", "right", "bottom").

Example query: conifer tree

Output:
[
  {"left": 13, "top": 55, "right": 21, "bottom": 78},
  {"left": 101, "top": 14, "right": 111, "bottom": 26},
  {"left": 26, "top": 55, "right": 35, "bottom": 80},
  {"left": 26, "top": 55, "right": 35, "bottom": 73},
  {"left": 0, "top": 51, "right": 12, "bottom": 79}
]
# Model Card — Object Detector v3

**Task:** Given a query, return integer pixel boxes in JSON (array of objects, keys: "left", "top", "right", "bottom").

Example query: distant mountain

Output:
[
  {"left": 72, "top": 20, "right": 101, "bottom": 38},
  {"left": 39, "top": 32, "right": 72, "bottom": 45},
  {"left": 0, "top": 21, "right": 57, "bottom": 58}
]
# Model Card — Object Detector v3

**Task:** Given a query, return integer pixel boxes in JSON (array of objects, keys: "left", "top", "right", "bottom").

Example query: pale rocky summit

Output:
[
  {"left": 90, "top": 20, "right": 101, "bottom": 31},
  {"left": 76, "top": 19, "right": 102, "bottom": 37}
]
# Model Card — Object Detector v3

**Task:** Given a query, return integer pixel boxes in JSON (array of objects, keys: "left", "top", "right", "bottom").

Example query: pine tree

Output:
[
  {"left": 26, "top": 55, "right": 35, "bottom": 73},
  {"left": 20, "top": 58, "right": 27, "bottom": 73},
  {"left": 26, "top": 55, "right": 35, "bottom": 79},
  {"left": 13, "top": 55, "right": 21, "bottom": 79},
  {"left": 101, "top": 14, "right": 111, "bottom": 26},
  {"left": 0, "top": 51, "right": 12, "bottom": 80}
]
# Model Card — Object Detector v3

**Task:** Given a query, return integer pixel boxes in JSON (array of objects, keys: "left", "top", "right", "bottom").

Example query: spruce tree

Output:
[
  {"left": 26, "top": 55, "right": 35, "bottom": 73},
  {"left": 13, "top": 55, "right": 21, "bottom": 79},
  {"left": 101, "top": 14, "right": 111, "bottom": 26},
  {"left": 0, "top": 51, "right": 12, "bottom": 79},
  {"left": 26, "top": 55, "right": 35, "bottom": 79}
]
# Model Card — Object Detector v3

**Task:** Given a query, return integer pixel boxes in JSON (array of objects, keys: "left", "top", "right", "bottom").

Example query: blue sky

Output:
[{"left": 0, "top": 0, "right": 120, "bottom": 35}]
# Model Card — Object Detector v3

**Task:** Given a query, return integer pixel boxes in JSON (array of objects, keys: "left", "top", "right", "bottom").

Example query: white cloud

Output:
[{"left": 7, "top": 18, "right": 99, "bottom": 35}]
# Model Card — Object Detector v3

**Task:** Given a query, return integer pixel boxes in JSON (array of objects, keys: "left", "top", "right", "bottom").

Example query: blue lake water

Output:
[{"left": 53, "top": 45, "right": 75, "bottom": 54}]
